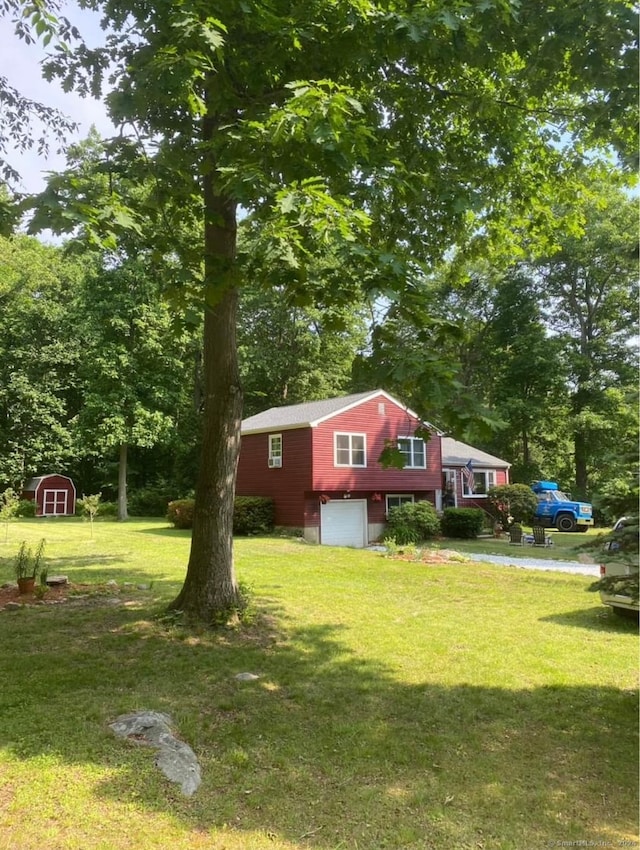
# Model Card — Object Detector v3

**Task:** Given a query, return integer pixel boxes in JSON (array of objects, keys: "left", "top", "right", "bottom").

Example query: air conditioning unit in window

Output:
[{"left": 268, "top": 457, "right": 282, "bottom": 468}]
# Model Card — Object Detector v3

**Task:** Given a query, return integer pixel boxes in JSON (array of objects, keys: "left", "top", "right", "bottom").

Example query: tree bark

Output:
[
  {"left": 117, "top": 442, "right": 128, "bottom": 521},
  {"left": 170, "top": 99, "right": 242, "bottom": 622}
]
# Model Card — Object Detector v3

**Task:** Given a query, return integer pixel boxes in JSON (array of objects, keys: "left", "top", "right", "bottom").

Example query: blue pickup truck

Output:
[{"left": 531, "top": 480, "right": 594, "bottom": 532}]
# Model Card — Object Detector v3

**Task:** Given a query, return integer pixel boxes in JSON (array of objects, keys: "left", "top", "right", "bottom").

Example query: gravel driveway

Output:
[{"left": 464, "top": 551, "right": 599, "bottom": 577}]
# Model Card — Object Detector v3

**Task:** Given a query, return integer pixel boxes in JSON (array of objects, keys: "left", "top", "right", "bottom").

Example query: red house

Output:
[
  {"left": 237, "top": 390, "right": 443, "bottom": 547},
  {"left": 441, "top": 437, "right": 511, "bottom": 511},
  {"left": 21, "top": 474, "right": 77, "bottom": 517}
]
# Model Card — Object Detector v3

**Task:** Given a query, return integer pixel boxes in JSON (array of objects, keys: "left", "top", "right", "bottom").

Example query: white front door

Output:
[
  {"left": 43, "top": 489, "right": 67, "bottom": 516},
  {"left": 320, "top": 500, "right": 368, "bottom": 548}
]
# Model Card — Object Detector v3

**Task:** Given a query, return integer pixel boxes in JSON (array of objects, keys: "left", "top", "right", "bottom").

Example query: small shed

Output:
[{"left": 22, "top": 474, "right": 77, "bottom": 517}]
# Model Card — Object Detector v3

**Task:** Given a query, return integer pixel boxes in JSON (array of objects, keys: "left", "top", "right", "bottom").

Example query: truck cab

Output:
[{"left": 531, "top": 480, "right": 594, "bottom": 532}]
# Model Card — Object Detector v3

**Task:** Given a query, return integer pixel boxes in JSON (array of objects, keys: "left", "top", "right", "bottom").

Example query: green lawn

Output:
[{"left": 0, "top": 518, "right": 637, "bottom": 850}]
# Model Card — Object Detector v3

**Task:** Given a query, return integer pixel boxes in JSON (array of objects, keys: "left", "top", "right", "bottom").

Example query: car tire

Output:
[{"left": 556, "top": 514, "right": 577, "bottom": 532}]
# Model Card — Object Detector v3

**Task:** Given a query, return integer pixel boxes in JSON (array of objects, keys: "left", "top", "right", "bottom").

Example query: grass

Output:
[{"left": 0, "top": 518, "right": 637, "bottom": 850}]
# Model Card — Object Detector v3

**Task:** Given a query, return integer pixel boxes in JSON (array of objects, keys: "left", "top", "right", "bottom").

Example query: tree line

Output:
[
  {"left": 1, "top": 155, "right": 636, "bottom": 514},
  {"left": 0, "top": 0, "right": 637, "bottom": 623}
]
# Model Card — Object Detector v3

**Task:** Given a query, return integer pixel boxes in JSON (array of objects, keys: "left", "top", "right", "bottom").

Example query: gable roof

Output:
[
  {"left": 441, "top": 437, "right": 510, "bottom": 469},
  {"left": 23, "top": 474, "right": 75, "bottom": 491},
  {"left": 241, "top": 389, "right": 440, "bottom": 435}
]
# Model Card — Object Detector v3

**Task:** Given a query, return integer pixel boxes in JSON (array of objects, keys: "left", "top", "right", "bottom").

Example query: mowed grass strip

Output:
[{"left": 0, "top": 519, "right": 637, "bottom": 850}]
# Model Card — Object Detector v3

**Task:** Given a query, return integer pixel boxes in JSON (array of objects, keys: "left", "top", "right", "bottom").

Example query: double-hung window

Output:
[
  {"left": 268, "top": 434, "right": 282, "bottom": 468},
  {"left": 334, "top": 433, "right": 366, "bottom": 467},
  {"left": 397, "top": 436, "right": 426, "bottom": 469}
]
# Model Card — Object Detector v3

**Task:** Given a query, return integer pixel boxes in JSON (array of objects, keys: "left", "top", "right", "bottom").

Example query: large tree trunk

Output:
[
  {"left": 170, "top": 107, "right": 241, "bottom": 622},
  {"left": 117, "top": 442, "right": 128, "bottom": 521}
]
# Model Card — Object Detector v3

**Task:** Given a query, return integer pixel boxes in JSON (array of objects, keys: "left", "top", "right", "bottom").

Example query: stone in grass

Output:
[
  {"left": 234, "top": 672, "right": 260, "bottom": 682},
  {"left": 46, "top": 575, "right": 68, "bottom": 587},
  {"left": 109, "top": 710, "right": 201, "bottom": 797}
]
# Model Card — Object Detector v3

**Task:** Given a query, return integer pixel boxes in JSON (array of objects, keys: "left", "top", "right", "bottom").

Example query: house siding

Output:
[
  {"left": 311, "top": 398, "right": 441, "bottom": 493},
  {"left": 236, "top": 429, "right": 313, "bottom": 528}
]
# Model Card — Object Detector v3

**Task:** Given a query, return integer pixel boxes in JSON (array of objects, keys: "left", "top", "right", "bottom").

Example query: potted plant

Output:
[{"left": 15, "top": 539, "right": 46, "bottom": 594}]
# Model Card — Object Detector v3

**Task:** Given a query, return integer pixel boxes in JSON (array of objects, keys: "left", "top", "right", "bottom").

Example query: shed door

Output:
[
  {"left": 43, "top": 489, "right": 68, "bottom": 516},
  {"left": 320, "top": 500, "right": 368, "bottom": 548}
]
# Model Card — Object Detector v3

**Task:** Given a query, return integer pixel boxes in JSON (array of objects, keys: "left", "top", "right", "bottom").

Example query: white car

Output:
[{"left": 599, "top": 517, "right": 639, "bottom": 618}]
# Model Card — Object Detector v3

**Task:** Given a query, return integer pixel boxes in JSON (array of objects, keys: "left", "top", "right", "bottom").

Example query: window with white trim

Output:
[
  {"left": 397, "top": 436, "right": 426, "bottom": 468},
  {"left": 268, "top": 433, "right": 282, "bottom": 468},
  {"left": 462, "top": 469, "right": 496, "bottom": 497},
  {"left": 334, "top": 433, "right": 366, "bottom": 467},
  {"left": 385, "top": 494, "right": 414, "bottom": 514}
]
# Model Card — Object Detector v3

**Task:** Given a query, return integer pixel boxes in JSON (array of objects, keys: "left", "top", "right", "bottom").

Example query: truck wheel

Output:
[{"left": 556, "top": 514, "right": 576, "bottom": 532}]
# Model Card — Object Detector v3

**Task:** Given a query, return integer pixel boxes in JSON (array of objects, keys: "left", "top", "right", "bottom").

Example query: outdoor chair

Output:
[
  {"left": 508, "top": 526, "right": 524, "bottom": 545},
  {"left": 531, "top": 525, "right": 552, "bottom": 547}
]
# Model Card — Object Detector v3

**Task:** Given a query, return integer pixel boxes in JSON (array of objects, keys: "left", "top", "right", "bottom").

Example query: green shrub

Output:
[
  {"left": 233, "top": 496, "right": 275, "bottom": 536},
  {"left": 441, "top": 507, "right": 484, "bottom": 539},
  {"left": 167, "top": 496, "right": 276, "bottom": 534},
  {"left": 594, "top": 476, "right": 640, "bottom": 525},
  {"left": 383, "top": 500, "right": 440, "bottom": 545},
  {"left": 97, "top": 501, "right": 118, "bottom": 518},
  {"left": 167, "top": 499, "right": 195, "bottom": 529},
  {"left": 75, "top": 497, "right": 114, "bottom": 518},
  {"left": 15, "top": 499, "right": 36, "bottom": 518},
  {"left": 129, "top": 485, "right": 178, "bottom": 517},
  {"left": 486, "top": 483, "right": 538, "bottom": 527}
]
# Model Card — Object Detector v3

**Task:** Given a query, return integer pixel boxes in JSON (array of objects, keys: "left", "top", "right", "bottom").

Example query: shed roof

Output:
[
  {"left": 441, "top": 437, "right": 510, "bottom": 469},
  {"left": 23, "top": 474, "right": 74, "bottom": 491},
  {"left": 241, "top": 389, "right": 440, "bottom": 435},
  {"left": 23, "top": 477, "right": 44, "bottom": 491}
]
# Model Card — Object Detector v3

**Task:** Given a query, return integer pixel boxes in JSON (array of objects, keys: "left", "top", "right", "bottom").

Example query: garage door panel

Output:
[{"left": 320, "top": 500, "right": 367, "bottom": 548}]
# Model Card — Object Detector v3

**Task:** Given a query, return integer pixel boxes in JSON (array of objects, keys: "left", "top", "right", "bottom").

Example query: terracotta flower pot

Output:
[{"left": 17, "top": 577, "right": 36, "bottom": 595}]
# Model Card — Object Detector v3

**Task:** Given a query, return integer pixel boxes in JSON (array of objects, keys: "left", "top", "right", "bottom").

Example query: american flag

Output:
[{"left": 463, "top": 459, "right": 475, "bottom": 494}]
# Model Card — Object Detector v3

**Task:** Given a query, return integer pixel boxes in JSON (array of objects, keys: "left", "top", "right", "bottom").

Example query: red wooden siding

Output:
[
  {"left": 311, "top": 397, "right": 441, "bottom": 493},
  {"left": 236, "top": 429, "right": 313, "bottom": 527}
]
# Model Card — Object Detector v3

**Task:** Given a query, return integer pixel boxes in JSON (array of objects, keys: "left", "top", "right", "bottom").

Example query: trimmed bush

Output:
[
  {"left": 486, "top": 483, "right": 538, "bottom": 527},
  {"left": 233, "top": 496, "right": 275, "bottom": 536},
  {"left": 167, "top": 499, "right": 195, "bottom": 529},
  {"left": 15, "top": 499, "right": 36, "bottom": 518},
  {"left": 129, "top": 484, "right": 180, "bottom": 517},
  {"left": 441, "top": 507, "right": 484, "bottom": 539},
  {"left": 167, "top": 496, "right": 275, "bottom": 535},
  {"left": 97, "top": 501, "right": 118, "bottom": 518},
  {"left": 383, "top": 500, "right": 440, "bottom": 545}
]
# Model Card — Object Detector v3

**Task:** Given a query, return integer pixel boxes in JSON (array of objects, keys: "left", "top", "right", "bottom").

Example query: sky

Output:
[{"left": 0, "top": 3, "right": 115, "bottom": 194}]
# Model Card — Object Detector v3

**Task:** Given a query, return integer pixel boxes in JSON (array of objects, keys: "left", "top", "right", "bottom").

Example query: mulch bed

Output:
[{"left": 0, "top": 582, "right": 122, "bottom": 611}]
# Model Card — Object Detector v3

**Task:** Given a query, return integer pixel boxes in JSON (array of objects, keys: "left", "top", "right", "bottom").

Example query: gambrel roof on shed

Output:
[
  {"left": 441, "top": 437, "right": 510, "bottom": 469},
  {"left": 241, "top": 389, "right": 442, "bottom": 435}
]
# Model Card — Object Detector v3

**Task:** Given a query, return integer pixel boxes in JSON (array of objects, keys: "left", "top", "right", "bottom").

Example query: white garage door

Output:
[{"left": 320, "top": 500, "right": 368, "bottom": 548}]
